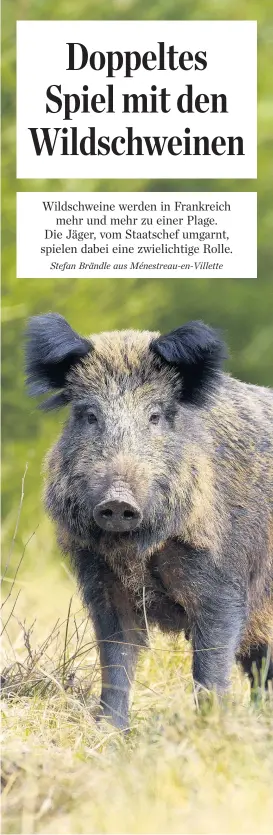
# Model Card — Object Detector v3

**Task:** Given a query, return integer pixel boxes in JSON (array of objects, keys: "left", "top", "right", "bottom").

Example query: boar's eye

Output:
[
  {"left": 149, "top": 412, "right": 161, "bottom": 425},
  {"left": 87, "top": 411, "right": 98, "bottom": 425}
]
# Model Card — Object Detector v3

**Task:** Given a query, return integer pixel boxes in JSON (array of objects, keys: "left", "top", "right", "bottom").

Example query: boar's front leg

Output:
[
  {"left": 75, "top": 549, "right": 145, "bottom": 729},
  {"left": 97, "top": 605, "right": 142, "bottom": 730},
  {"left": 189, "top": 554, "right": 248, "bottom": 693}
]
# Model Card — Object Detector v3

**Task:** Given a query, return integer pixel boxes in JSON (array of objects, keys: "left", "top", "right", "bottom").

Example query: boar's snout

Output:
[{"left": 93, "top": 492, "right": 142, "bottom": 533}]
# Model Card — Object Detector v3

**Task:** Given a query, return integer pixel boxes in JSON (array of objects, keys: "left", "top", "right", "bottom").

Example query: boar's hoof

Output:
[{"left": 95, "top": 706, "right": 130, "bottom": 733}]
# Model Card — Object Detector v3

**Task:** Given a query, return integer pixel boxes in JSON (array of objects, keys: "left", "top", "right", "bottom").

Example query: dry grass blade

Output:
[
  {"left": 142, "top": 584, "right": 152, "bottom": 648},
  {"left": 62, "top": 596, "right": 73, "bottom": 686},
  {"left": 1, "top": 527, "right": 39, "bottom": 619},
  {"left": 1, "top": 464, "right": 28, "bottom": 584}
]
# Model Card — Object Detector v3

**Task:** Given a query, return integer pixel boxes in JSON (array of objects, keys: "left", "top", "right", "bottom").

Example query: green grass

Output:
[{"left": 1, "top": 526, "right": 273, "bottom": 835}]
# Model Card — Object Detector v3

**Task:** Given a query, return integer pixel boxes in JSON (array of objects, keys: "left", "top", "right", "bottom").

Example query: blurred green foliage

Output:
[{"left": 2, "top": 0, "right": 273, "bottom": 544}]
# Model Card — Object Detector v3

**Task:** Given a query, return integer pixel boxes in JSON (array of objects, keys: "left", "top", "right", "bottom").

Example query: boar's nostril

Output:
[
  {"left": 101, "top": 508, "right": 113, "bottom": 518},
  {"left": 124, "top": 509, "right": 135, "bottom": 519},
  {"left": 93, "top": 497, "right": 142, "bottom": 533}
]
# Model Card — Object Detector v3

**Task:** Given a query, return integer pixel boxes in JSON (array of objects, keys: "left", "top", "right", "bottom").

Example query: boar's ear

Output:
[
  {"left": 25, "top": 313, "right": 92, "bottom": 410},
  {"left": 150, "top": 320, "right": 227, "bottom": 405}
]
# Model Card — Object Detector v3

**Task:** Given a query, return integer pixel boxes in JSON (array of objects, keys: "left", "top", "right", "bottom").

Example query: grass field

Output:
[{"left": 1, "top": 521, "right": 273, "bottom": 835}]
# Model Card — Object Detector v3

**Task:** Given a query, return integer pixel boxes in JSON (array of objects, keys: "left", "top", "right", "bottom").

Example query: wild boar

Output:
[{"left": 25, "top": 313, "right": 273, "bottom": 729}]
